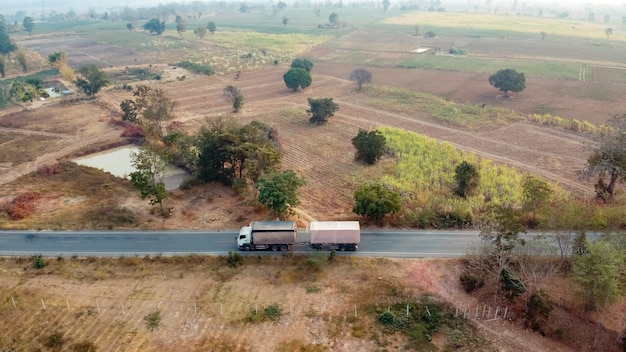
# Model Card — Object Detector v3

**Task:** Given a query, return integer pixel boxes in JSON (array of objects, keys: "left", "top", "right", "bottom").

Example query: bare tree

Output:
[{"left": 349, "top": 68, "right": 372, "bottom": 90}]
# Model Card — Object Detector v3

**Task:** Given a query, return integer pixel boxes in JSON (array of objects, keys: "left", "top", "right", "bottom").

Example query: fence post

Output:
[
  {"left": 220, "top": 303, "right": 223, "bottom": 316},
  {"left": 494, "top": 306, "right": 500, "bottom": 320},
  {"left": 406, "top": 305, "right": 410, "bottom": 317},
  {"left": 96, "top": 298, "right": 100, "bottom": 314},
  {"left": 503, "top": 306, "right": 508, "bottom": 320},
  {"left": 354, "top": 306, "right": 357, "bottom": 318},
  {"left": 455, "top": 306, "right": 458, "bottom": 317},
  {"left": 121, "top": 302, "right": 125, "bottom": 314},
  {"left": 482, "top": 305, "right": 486, "bottom": 319},
  {"left": 66, "top": 299, "right": 70, "bottom": 312},
  {"left": 463, "top": 307, "right": 467, "bottom": 319},
  {"left": 475, "top": 306, "right": 479, "bottom": 319},
  {"left": 194, "top": 303, "right": 197, "bottom": 317},
  {"left": 11, "top": 297, "right": 16, "bottom": 308},
  {"left": 41, "top": 298, "right": 46, "bottom": 310}
]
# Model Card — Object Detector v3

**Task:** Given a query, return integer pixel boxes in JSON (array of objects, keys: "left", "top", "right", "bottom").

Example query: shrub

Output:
[
  {"left": 71, "top": 341, "right": 97, "bottom": 352},
  {"left": 32, "top": 255, "right": 46, "bottom": 269},
  {"left": 378, "top": 310, "right": 407, "bottom": 329},
  {"left": 500, "top": 268, "right": 526, "bottom": 299},
  {"left": 226, "top": 251, "right": 243, "bottom": 268},
  {"left": 38, "top": 163, "right": 60, "bottom": 175},
  {"left": 424, "top": 31, "right": 436, "bottom": 37},
  {"left": 459, "top": 272, "right": 481, "bottom": 292},
  {"left": 44, "top": 331, "right": 65, "bottom": 349},
  {"left": 6, "top": 192, "right": 41, "bottom": 220},
  {"left": 525, "top": 289, "right": 553, "bottom": 333},
  {"left": 144, "top": 310, "right": 161, "bottom": 331},
  {"left": 176, "top": 61, "right": 214, "bottom": 75}
]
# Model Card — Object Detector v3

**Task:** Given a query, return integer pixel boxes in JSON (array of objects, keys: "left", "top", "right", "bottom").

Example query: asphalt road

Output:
[{"left": 0, "top": 230, "right": 483, "bottom": 258}]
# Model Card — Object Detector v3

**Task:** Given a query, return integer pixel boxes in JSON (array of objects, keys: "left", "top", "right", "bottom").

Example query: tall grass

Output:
[
  {"left": 377, "top": 127, "right": 526, "bottom": 226},
  {"left": 358, "top": 85, "right": 521, "bottom": 129}
]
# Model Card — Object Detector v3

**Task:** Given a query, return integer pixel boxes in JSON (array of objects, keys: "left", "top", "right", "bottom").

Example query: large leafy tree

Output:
[
  {"left": 488, "top": 68, "right": 526, "bottom": 97},
  {"left": 580, "top": 113, "right": 626, "bottom": 201},
  {"left": 571, "top": 240, "right": 625, "bottom": 310},
  {"left": 307, "top": 97, "right": 339, "bottom": 125},
  {"left": 521, "top": 175, "right": 552, "bottom": 226},
  {"left": 349, "top": 68, "right": 372, "bottom": 90},
  {"left": 196, "top": 118, "right": 281, "bottom": 186},
  {"left": 283, "top": 68, "right": 311, "bottom": 92},
  {"left": 290, "top": 58, "right": 313, "bottom": 72},
  {"left": 194, "top": 25, "right": 208, "bottom": 39},
  {"left": 143, "top": 18, "right": 166, "bottom": 35},
  {"left": 129, "top": 147, "right": 167, "bottom": 216},
  {"left": 0, "top": 30, "right": 16, "bottom": 60},
  {"left": 75, "top": 64, "right": 109, "bottom": 96},
  {"left": 353, "top": 182, "right": 401, "bottom": 221},
  {"left": 351, "top": 129, "right": 386, "bottom": 164},
  {"left": 454, "top": 161, "right": 479, "bottom": 198},
  {"left": 257, "top": 170, "right": 306, "bottom": 218},
  {"left": 121, "top": 85, "right": 175, "bottom": 138},
  {"left": 23, "top": 17, "right": 35, "bottom": 35},
  {"left": 175, "top": 15, "right": 186, "bottom": 36},
  {"left": 207, "top": 21, "right": 216, "bottom": 35}
]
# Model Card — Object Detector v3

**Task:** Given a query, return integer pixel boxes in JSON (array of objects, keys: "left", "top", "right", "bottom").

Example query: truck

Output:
[
  {"left": 237, "top": 220, "right": 360, "bottom": 252},
  {"left": 309, "top": 221, "right": 360, "bottom": 251},
  {"left": 237, "top": 221, "right": 297, "bottom": 251}
]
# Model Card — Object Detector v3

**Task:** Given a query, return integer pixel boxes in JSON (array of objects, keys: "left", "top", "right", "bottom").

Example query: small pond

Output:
[{"left": 72, "top": 146, "right": 188, "bottom": 190}]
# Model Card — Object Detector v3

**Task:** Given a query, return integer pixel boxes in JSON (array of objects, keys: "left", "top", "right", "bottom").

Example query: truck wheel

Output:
[
  {"left": 271, "top": 244, "right": 279, "bottom": 251},
  {"left": 280, "top": 244, "right": 288, "bottom": 251},
  {"left": 242, "top": 244, "right": 251, "bottom": 251},
  {"left": 339, "top": 245, "right": 346, "bottom": 251}
]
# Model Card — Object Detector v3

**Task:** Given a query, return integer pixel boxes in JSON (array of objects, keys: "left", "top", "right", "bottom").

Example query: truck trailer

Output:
[
  {"left": 237, "top": 221, "right": 297, "bottom": 251},
  {"left": 309, "top": 221, "right": 360, "bottom": 251}
]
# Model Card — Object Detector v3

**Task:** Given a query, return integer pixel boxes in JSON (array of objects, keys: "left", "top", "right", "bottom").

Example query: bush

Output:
[
  {"left": 144, "top": 310, "right": 161, "bottom": 331},
  {"left": 176, "top": 61, "right": 214, "bottom": 75},
  {"left": 500, "top": 268, "right": 526, "bottom": 299},
  {"left": 226, "top": 251, "right": 243, "bottom": 268},
  {"left": 32, "top": 255, "right": 46, "bottom": 269},
  {"left": 525, "top": 289, "right": 553, "bottom": 333},
  {"left": 71, "top": 341, "right": 97, "bottom": 352},
  {"left": 378, "top": 310, "right": 407, "bottom": 330},
  {"left": 44, "top": 331, "right": 65, "bottom": 349},
  {"left": 459, "top": 272, "right": 481, "bottom": 292},
  {"left": 424, "top": 31, "right": 436, "bottom": 38},
  {"left": 6, "top": 192, "right": 41, "bottom": 220}
]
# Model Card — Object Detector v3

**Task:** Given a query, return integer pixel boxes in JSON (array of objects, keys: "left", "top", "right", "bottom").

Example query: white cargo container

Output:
[{"left": 309, "top": 221, "right": 360, "bottom": 251}]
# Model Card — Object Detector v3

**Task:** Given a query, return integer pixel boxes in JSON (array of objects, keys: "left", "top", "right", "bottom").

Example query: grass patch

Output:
[
  {"left": 176, "top": 61, "right": 214, "bottom": 75},
  {"left": 398, "top": 55, "right": 581, "bottom": 79},
  {"left": 357, "top": 85, "right": 521, "bottom": 129}
]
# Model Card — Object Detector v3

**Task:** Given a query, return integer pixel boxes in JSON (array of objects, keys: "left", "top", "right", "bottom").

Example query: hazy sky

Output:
[{"left": 3, "top": 0, "right": 626, "bottom": 17}]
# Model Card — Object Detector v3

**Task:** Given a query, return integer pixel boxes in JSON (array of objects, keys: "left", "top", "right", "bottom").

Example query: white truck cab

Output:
[{"left": 237, "top": 226, "right": 252, "bottom": 250}]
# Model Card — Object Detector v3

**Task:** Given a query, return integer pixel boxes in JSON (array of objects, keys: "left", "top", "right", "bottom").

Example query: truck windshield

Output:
[{"left": 239, "top": 235, "right": 246, "bottom": 239}]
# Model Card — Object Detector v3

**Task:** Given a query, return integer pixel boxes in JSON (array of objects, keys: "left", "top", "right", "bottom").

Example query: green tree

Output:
[
  {"left": 129, "top": 147, "right": 168, "bottom": 216},
  {"left": 120, "top": 85, "right": 175, "bottom": 138},
  {"left": 477, "top": 204, "right": 526, "bottom": 294},
  {"left": 329, "top": 12, "right": 339, "bottom": 25},
  {"left": 223, "top": 85, "right": 244, "bottom": 112},
  {"left": 283, "top": 68, "right": 311, "bottom": 92},
  {"left": 22, "top": 17, "right": 34, "bottom": 35},
  {"left": 0, "top": 30, "right": 16, "bottom": 60},
  {"left": 290, "top": 58, "right": 313, "bottom": 72},
  {"left": 207, "top": 21, "right": 216, "bottom": 35},
  {"left": 196, "top": 118, "right": 281, "bottom": 186},
  {"left": 175, "top": 15, "right": 186, "bottom": 36},
  {"left": 351, "top": 129, "right": 386, "bottom": 164},
  {"left": 0, "top": 56, "right": 5, "bottom": 78},
  {"left": 571, "top": 240, "right": 625, "bottom": 310},
  {"left": 488, "top": 68, "right": 526, "bottom": 98},
  {"left": 353, "top": 183, "right": 401, "bottom": 221},
  {"left": 194, "top": 25, "right": 207, "bottom": 39},
  {"left": 257, "top": 170, "right": 306, "bottom": 218},
  {"left": 75, "top": 64, "right": 110, "bottom": 96},
  {"left": 282, "top": 16, "right": 289, "bottom": 27},
  {"left": 277, "top": 1, "right": 287, "bottom": 10},
  {"left": 48, "top": 52, "right": 67, "bottom": 67},
  {"left": 126, "top": 23, "right": 135, "bottom": 31},
  {"left": 521, "top": 175, "right": 552, "bottom": 226},
  {"left": 382, "top": 0, "right": 390, "bottom": 12},
  {"left": 349, "top": 68, "right": 372, "bottom": 90},
  {"left": 580, "top": 113, "right": 626, "bottom": 201},
  {"left": 143, "top": 18, "right": 166, "bottom": 35},
  {"left": 453, "top": 161, "right": 479, "bottom": 198},
  {"left": 605, "top": 27, "right": 613, "bottom": 40},
  {"left": 307, "top": 97, "right": 339, "bottom": 125}
]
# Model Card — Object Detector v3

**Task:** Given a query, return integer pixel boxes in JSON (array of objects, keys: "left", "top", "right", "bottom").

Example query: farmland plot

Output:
[{"left": 592, "top": 66, "right": 626, "bottom": 85}]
